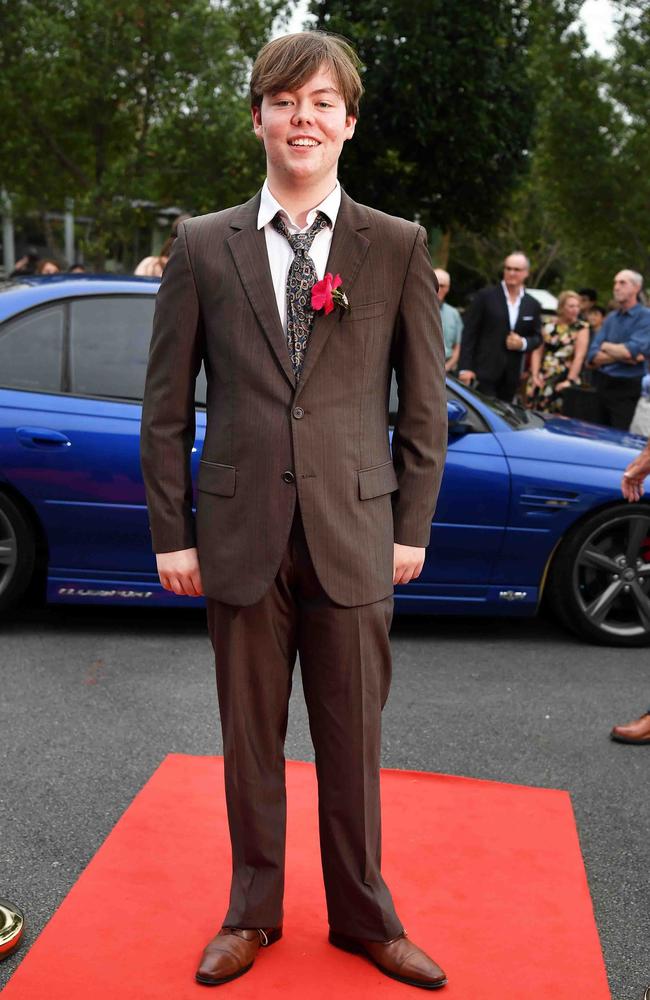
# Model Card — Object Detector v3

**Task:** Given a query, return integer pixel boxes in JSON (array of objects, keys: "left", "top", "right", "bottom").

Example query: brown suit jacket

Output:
[{"left": 140, "top": 190, "right": 447, "bottom": 607}]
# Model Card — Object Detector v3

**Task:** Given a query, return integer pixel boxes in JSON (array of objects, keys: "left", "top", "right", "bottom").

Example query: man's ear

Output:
[
  {"left": 251, "top": 105, "right": 264, "bottom": 140},
  {"left": 344, "top": 115, "right": 357, "bottom": 141}
]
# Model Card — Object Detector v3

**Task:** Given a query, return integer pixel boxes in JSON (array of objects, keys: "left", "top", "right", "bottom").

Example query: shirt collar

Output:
[
  {"left": 501, "top": 280, "right": 525, "bottom": 304},
  {"left": 618, "top": 302, "right": 642, "bottom": 316},
  {"left": 257, "top": 179, "right": 341, "bottom": 232}
]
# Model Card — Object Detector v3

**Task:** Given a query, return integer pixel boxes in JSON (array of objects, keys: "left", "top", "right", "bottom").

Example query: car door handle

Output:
[{"left": 16, "top": 426, "right": 72, "bottom": 449}]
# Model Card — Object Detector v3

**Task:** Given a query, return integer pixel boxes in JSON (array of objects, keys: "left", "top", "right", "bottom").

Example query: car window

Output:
[
  {"left": 0, "top": 305, "right": 64, "bottom": 392},
  {"left": 70, "top": 296, "right": 156, "bottom": 400},
  {"left": 69, "top": 295, "right": 207, "bottom": 405}
]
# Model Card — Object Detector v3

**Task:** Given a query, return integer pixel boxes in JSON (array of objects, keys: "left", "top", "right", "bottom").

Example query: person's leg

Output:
[
  {"left": 603, "top": 376, "right": 642, "bottom": 431},
  {"left": 475, "top": 377, "right": 497, "bottom": 397},
  {"left": 290, "top": 514, "right": 402, "bottom": 941},
  {"left": 206, "top": 535, "right": 298, "bottom": 928}
]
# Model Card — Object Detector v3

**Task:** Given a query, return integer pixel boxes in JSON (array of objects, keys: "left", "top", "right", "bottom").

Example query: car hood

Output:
[{"left": 498, "top": 414, "right": 646, "bottom": 469}]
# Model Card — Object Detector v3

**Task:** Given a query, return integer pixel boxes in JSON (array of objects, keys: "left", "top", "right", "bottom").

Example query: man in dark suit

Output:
[
  {"left": 141, "top": 31, "right": 448, "bottom": 990},
  {"left": 458, "top": 253, "right": 543, "bottom": 401}
]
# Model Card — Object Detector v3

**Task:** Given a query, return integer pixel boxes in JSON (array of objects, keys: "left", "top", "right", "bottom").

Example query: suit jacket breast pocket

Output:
[
  {"left": 197, "top": 460, "right": 236, "bottom": 497},
  {"left": 346, "top": 300, "right": 387, "bottom": 323}
]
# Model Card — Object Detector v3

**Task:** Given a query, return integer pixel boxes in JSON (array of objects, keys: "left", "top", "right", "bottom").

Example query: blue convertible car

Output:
[{"left": 1, "top": 276, "right": 649, "bottom": 645}]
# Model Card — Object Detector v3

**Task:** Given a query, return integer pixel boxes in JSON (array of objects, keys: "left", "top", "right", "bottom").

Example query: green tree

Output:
[
  {"left": 307, "top": 0, "right": 535, "bottom": 257},
  {"left": 447, "top": 0, "right": 627, "bottom": 299},
  {"left": 0, "top": 0, "right": 289, "bottom": 268}
]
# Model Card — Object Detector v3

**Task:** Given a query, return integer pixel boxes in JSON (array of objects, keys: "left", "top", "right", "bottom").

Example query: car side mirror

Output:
[{"left": 447, "top": 399, "right": 469, "bottom": 434}]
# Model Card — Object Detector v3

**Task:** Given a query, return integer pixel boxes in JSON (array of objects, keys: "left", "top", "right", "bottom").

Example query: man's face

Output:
[
  {"left": 251, "top": 66, "right": 356, "bottom": 190},
  {"left": 613, "top": 271, "right": 640, "bottom": 309},
  {"left": 587, "top": 308, "right": 604, "bottom": 331},
  {"left": 579, "top": 294, "right": 594, "bottom": 314},
  {"left": 503, "top": 254, "right": 529, "bottom": 291},
  {"left": 434, "top": 270, "right": 450, "bottom": 303}
]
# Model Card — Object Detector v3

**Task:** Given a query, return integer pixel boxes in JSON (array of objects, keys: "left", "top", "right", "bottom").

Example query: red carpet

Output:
[{"left": 4, "top": 755, "right": 610, "bottom": 998}]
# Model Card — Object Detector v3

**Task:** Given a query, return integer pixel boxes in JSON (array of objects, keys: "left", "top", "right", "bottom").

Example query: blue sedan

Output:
[{"left": 1, "top": 276, "right": 649, "bottom": 645}]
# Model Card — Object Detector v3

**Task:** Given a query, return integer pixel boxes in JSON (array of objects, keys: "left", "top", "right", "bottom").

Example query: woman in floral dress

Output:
[{"left": 526, "top": 290, "right": 590, "bottom": 412}]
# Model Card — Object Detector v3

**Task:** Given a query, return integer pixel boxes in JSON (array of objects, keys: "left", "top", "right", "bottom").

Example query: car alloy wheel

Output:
[
  {"left": 0, "top": 492, "right": 36, "bottom": 613},
  {"left": 548, "top": 503, "right": 650, "bottom": 645}
]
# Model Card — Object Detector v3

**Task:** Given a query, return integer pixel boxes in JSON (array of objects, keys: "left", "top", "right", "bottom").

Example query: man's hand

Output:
[
  {"left": 393, "top": 543, "right": 425, "bottom": 585},
  {"left": 622, "top": 447, "right": 650, "bottom": 503},
  {"left": 156, "top": 547, "right": 204, "bottom": 596},
  {"left": 589, "top": 350, "right": 609, "bottom": 368},
  {"left": 600, "top": 341, "right": 633, "bottom": 361},
  {"left": 458, "top": 370, "right": 476, "bottom": 386},
  {"left": 506, "top": 331, "right": 524, "bottom": 351}
]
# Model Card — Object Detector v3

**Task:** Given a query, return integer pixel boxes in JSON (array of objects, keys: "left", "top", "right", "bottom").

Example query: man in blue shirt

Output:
[{"left": 587, "top": 270, "right": 650, "bottom": 429}]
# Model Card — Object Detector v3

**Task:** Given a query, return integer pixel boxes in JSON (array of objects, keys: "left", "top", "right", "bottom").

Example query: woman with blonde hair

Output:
[
  {"left": 526, "top": 289, "right": 590, "bottom": 412},
  {"left": 134, "top": 213, "right": 192, "bottom": 277}
]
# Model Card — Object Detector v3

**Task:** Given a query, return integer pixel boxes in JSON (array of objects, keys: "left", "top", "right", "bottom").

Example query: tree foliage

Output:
[
  {"left": 0, "top": 0, "right": 289, "bottom": 266},
  {"left": 307, "top": 0, "right": 535, "bottom": 246},
  {"left": 452, "top": 0, "right": 650, "bottom": 299}
]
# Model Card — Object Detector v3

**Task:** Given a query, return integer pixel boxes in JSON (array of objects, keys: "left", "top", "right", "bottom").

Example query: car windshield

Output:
[
  {"left": 0, "top": 280, "right": 29, "bottom": 293},
  {"left": 470, "top": 387, "right": 544, "bottom": 430}
]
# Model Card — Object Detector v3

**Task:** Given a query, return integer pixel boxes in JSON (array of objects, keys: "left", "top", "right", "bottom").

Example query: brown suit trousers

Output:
[{"left": 207, "top": 505, "right": 400, "bottom": 939}]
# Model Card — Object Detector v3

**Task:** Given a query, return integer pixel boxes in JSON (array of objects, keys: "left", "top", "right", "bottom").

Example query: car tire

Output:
[
  {"left": 0, "top": 492, "right": 36, "bottom": 614},
  {"left": 548, "top": 502, "right": 650, "bottom": 646}
]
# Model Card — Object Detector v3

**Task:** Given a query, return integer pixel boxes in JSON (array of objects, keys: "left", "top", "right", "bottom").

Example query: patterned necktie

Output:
[{"left": 271, "top": 211, "right": 330, "bottom": 378}]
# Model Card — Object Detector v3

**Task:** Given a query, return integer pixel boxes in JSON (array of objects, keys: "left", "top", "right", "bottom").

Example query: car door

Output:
[
  {"left": 391, "top": 382, "right": 511, "bottom": 607},
  {"left": 1, "top": 291, "right": 206, "bottom": 594}
]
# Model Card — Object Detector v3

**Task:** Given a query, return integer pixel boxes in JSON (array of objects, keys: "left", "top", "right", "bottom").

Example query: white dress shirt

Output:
[
  {"left": 501, "top": 280, "right": 527, "bottom": 350},
  {"left": 257, "top": 179, "right": 341, "bottom": 331}
]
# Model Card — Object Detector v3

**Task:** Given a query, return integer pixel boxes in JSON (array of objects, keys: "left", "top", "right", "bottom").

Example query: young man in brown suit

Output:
[{"left": 141, "top": 31, "right": 448, "bottom": 989}]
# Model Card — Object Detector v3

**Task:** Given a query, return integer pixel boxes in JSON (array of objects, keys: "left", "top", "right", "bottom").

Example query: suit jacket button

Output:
[
  {"left": 282, "top": 471, "right": 296, "bottom": 484},
  {"left": 292, "top": 406, "right": 304, "bottom": 419}
]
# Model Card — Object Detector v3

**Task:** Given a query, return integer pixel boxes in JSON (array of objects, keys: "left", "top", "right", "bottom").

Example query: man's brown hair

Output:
[{"left": 250, "top": 31, "right": 363, "bottom": 118}]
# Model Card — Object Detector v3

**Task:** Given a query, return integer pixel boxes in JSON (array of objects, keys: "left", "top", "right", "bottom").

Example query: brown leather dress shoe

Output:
[
  {"left": 195, "top": 925, "right": 282, "bottom": 986},
  {"left": 611, "top": 712, "right": 650, "bottom": 744},
  {"left": 329, "top": 929, "right": 447, "bottom": 989}
]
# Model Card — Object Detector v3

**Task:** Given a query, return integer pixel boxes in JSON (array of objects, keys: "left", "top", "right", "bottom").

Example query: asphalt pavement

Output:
[{"left": 0, "top": 603, "right": 648, "bottom": 999}]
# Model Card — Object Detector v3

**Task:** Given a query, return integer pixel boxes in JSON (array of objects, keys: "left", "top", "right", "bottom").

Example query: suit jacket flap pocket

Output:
[
  {"left": 198, "top": 460, "right": 236, "bottom": 497},
  {"left": 358, "top": 460, "right": 398, "bottom": 500}
]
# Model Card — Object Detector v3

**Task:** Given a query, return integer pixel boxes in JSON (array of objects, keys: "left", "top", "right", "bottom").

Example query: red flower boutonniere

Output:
[{"left": 311, "top": 272, "right": 350, "bottom": 316}]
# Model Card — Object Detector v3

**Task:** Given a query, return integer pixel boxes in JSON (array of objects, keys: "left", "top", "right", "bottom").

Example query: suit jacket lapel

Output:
[
  {"left": 227, "top": 193, "right": 297, "bottom": 389},
  {"left": 515, "top": 292, "right": 530, "bottom": 332},
  {"left": 497, "top": 283, "right": 512, "bottom": 332},
  {"left": 296, "top": 191, "right": 370, "bottom": 398}
]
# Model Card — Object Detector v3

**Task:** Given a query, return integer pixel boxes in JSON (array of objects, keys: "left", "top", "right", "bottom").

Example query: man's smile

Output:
[{"left": 288, "top": 136, "right": 320, "bottom": 147}]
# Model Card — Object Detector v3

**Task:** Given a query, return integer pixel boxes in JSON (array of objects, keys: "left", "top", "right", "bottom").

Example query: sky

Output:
[
  {"left": 285, "top": 1, "right": 619, "bottom": 56},
  {"left": 581, "top": 0, "right": 617, "bottom": 55}
]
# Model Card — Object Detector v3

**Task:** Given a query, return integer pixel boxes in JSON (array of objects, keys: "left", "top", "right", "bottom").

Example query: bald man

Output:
[
  {"left": 458, "top": 252, "right": 542, "bottom": 401},
  {"left": 434, "top": 268, "right": 463, "bottom": 372},
  {"left": 587, "top": 270, "right": 650, "bottom": 429}
]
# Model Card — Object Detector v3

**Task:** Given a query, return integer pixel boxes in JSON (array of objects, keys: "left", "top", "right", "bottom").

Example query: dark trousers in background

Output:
[
  {"left": 591, "top": 372, "right": 642, "bottom": 430},
  {"left": 476, "top": 370, "right": 519, "bottom": 403},
  {"left": 206, "top": 506, "right": 402, "bottom": 941}
]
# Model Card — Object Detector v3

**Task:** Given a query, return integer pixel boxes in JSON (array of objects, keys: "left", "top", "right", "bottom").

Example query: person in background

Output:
[
  {"left": 434, "top": 267, "right": 463, "bottom": 373},
  {"left": 587, "top": 270, "right": 650, "bottom": 429},
  {"left": 9, "top": 247, "right": 40, "bottom": 276},
  {"left": 458, "top": 251, "right": 542, "bottom": 401},
  {"left": 578, "top": 287, "right": 598, "bottom": 321},
  {"left": 525, "top": 290, "right": 590, "bottom": 412},
  {"left": 135, "top": 213, "right": 192, "bottom": 277},
  {"left": 68, "top": 262, "right": 86, "bottom": 273},
  {"left": 586, "top": 305, "right": 606, "bottom": 338},
  {"left": 35, "top": 259, "right": 60, "bottom": 274},
  {"left": 610, "top": 437, "right": 650, "bottom": 744}
]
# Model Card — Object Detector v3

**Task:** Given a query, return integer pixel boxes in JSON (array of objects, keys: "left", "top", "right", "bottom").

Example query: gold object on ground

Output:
[{"left": 0, "top": 898, "right": 24, "bottom": 960}]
